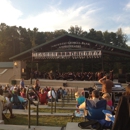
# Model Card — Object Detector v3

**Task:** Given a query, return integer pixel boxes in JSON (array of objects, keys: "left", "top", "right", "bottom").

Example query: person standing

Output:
[
  {"left": 98, "top": 75, "right": 114, "bottom": 94},
  {"left": 20, "top": 78, "right": 25, "bottom": 88},
  {"left": 34, "top": 79, "right": 40, "bottom": 92},
  {"left": 112, "top": 84, "right": 130, "bottom": 130},
  {"left": 47, "top": 87, "right": 56, "bottom": 102}
]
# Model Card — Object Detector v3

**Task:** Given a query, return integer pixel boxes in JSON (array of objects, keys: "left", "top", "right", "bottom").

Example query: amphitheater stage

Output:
[{"left": 20, "top": 79, "right": 127, "bottom": 89}]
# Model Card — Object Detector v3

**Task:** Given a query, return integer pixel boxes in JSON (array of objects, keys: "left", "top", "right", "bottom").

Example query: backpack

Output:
[
  {"left": 78, "top": 120, "right": 101, "bottom": 130},
  {"left": 78, "top": 119, "right": 112, "bottom": 130},
  {"left": 12, "top": 94, "right": 24, "bottom": 109}
]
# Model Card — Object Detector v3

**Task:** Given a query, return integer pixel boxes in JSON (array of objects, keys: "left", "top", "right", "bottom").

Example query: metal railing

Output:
[
  {"left": 50, "top": 90, "right": 57, "bottom": 114},
  {"left": 26, "top": 86, "right": 40, "bottom": 129}
]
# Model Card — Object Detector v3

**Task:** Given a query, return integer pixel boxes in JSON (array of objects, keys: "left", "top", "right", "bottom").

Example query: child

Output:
[
  {"left": 102, "top": 93, "right": 115, "bottom": 121},
  {"left": 75, "top": 92, "right": 85, "bottom": 108},
  {"left": 102, "top": 93, "right": 112, "bottom": 107}
]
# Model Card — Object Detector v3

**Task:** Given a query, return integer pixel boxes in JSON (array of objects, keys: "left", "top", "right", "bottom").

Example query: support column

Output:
[{"left": 101, "top": 55, "right": 104, "bottom": 71}]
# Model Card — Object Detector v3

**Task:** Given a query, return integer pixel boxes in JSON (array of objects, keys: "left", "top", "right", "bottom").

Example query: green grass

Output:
[
  {"left": 4, "top": 114, "right": 84, "bottom": 126},
  {"left": 48, "top": 104, "right": 76, "bottom": 107},
  {"left": 4, "top": 99, "right": 82, "bottom": 127},
  {"left": 32, "top": 108, "right": 75, "bottom": 113}
]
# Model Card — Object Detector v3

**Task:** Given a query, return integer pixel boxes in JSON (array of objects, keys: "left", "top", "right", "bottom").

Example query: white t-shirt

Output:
[{"left": 48, "top": 90, "right": 56, "bottom": 99}]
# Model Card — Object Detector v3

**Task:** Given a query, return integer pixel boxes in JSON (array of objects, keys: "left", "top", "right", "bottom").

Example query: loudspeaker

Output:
[
  {"left": 118, "top": 74, "right": 126, "bottom": 78},
  {"left": 63, "top": 83, "right": 67, "bottom": 87},
  {"left": 118, "top": 78, "right": 126, "bottom": 83},
  {"left": 118, "top": 74, "right": 126, "bottom": 83}
]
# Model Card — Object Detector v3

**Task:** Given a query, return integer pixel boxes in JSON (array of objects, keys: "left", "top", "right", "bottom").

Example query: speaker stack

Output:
[{"left": 118, "top": 74, "right": 126, "bottom": 83}]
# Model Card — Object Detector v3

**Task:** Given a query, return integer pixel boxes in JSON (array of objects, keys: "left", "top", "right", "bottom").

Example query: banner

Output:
[{"left": 32, "top": 50, "right": 101, "bottom": 59}]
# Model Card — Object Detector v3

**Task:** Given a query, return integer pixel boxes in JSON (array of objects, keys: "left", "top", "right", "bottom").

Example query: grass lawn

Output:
[
  {"left": 4, "top": 98, "right": 83, "bottom": 127},
  {"left": 32, "top": 108, "right": 75, "bottom": 113},
  {"left": 4, "top": 114, "right": 84, "bottom": 126},
  {"left": 48, "top": 104, "right": 76, "bottom": 107}
]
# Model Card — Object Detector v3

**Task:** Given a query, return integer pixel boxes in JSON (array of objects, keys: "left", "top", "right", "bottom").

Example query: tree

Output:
[
  {"left": 28, "top": 28, "right": 38, "bottom": 47},
  {"left": 68, "top": 25, "right": 83, "bottom": 36},
  {"left": 109, "top": 32, "right": 117, "bottom": 46},
  {"left": 18, "top": 26, "right": 32, "bottom": 52},
  {"left": 53, "top": 29, "right": 67, "bottom": 38},
  {"left": 116, "top": 28, "right": 128, "bottom": 48},
  {"left": 87, "top": 28, "right": 97, "bottom": 40},
  {"left": 95, "top": 31, "right": 104, "bottom": 42},
  {"left": 44, "top": 32, "right": 54, "bottom": 42},
  {"left": 103, "top": 31, "right": 111, "bottom": 44},
  {"left": 35, "top": 32, "right": 46, "bottom": 45},
  {"left": 81, "top": 31, "right": 88, "bottom": 38}
]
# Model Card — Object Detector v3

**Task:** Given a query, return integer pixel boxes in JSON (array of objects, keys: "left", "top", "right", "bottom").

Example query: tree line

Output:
[{"left": 0, "top": 23, "right": 129, "bottom": 61}]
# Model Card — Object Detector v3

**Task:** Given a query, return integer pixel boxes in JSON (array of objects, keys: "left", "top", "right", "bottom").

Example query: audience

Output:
[
  {"left": 34, "top": 79, "right": 41, "bottom": 92},
  {"left": 19, "top": 78, "right": 25, "bottom": 88},
  {"left": 39, "top": 88, "right": 48, "bottom": 105},
  {"left": 75, "top": 91, "right": 85, "bottom": 108},
  {"left": 0, "top": 72, "right": 128, "bottom": 128},
  {"left": 98, "top": 75, "right": 114, "bottom": 94},
  {"left": 112, "top": 84, "right": 130, "bottom": 130},
  {"left": 0, "top": 88, "right": 15, "bottom": 119},
  {"left": 102, "top": 93, "right": 113, "bottom": 107},
  {"left": 20, "top": 88, "right": 27, "bottom": 98},
  {"left": 48, "top": 87, "right": 56, "bottom": 102},
  {"left": 10, "top": 87, "right": 27, "bottom": 109},
  {"left": 79, "top": 90, "right": 112, "bottom": 115}
]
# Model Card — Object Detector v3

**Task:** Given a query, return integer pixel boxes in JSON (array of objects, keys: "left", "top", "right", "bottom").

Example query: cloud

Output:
[
  {"left": 0, "top": 0, "right": 103, "bottom": 32},
  {"left": 0, "top": 0, "right": 23, "bottom": 25},
  {"left": 123, "top": 26, "right": 130, "bottom": 35},
  {"left": 18, "top": 3, "right": 102, "bottom": 32},
  {"left": 109, "top": 2, "right": 130, "bottom": 38},
  {"left": 124, "top": 2, "right": 130, "bottom": 11},
  {"left": 0, "top": 0, "right": 130, "bottom": 46}
]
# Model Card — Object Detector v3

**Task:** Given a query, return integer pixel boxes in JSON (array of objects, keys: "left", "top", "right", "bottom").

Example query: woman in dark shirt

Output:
[{"left": 112, "top": 84, "right": 130, "bottom": 130}]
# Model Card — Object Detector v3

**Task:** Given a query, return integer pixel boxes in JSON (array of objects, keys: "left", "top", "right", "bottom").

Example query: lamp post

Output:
[{"left": 30, "top": 50, "right": 33, "bottom": 85}]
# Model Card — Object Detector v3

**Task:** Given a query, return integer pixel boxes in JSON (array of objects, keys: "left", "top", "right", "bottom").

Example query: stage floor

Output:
[{"left": 22, "top": 79, "right": 127, "bottom": 89}]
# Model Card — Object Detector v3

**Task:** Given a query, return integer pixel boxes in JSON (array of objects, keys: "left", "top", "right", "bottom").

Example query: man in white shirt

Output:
[{"left": 48, "top": 87, "right": 56, "bottom": 102}]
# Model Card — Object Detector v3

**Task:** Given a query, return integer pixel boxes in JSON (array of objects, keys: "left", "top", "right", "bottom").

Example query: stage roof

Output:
[{"left": 9, "top": 33, "right": 130, "bottom": 61}]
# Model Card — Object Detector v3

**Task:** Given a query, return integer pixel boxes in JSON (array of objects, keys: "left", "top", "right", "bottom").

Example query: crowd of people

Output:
[
  {"left": 0, "top": 73, "right": 129, "bottom": 129},
  {"left": 74, "top": 75, "right": 130, "bottom": 130},
  {"left": 0, "top": 78, "right": 71, "bottom": 121},
  {"left": 31, "top": 70, "right": 114, "bottom": 81}
]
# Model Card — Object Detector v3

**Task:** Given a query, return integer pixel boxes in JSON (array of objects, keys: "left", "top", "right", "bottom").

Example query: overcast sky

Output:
[{"left": 0, "top": 0, "right": 130, "bottom": 45}]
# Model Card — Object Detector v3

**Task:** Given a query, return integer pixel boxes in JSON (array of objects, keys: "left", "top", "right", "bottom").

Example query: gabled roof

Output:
[{"left": 9, "top": 33, "right": 130, "bottom": 60}]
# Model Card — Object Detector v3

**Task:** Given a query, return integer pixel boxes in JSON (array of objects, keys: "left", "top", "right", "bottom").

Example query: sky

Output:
[{"left": 0, "top": 0, "right": 130, "bottom": 45}]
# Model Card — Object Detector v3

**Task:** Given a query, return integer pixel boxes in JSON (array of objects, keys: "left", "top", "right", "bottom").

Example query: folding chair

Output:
[
  {"left": 85, "top": 99, "right": 107, "bottom": 120},
  {"left": 85, "top": 100, "right": 113, "bottom": 130}
]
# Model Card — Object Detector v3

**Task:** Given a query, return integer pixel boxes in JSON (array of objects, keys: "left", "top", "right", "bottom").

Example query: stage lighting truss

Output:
[{"left": 32, "top": 50, "right": 102, "bottom": 59}]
